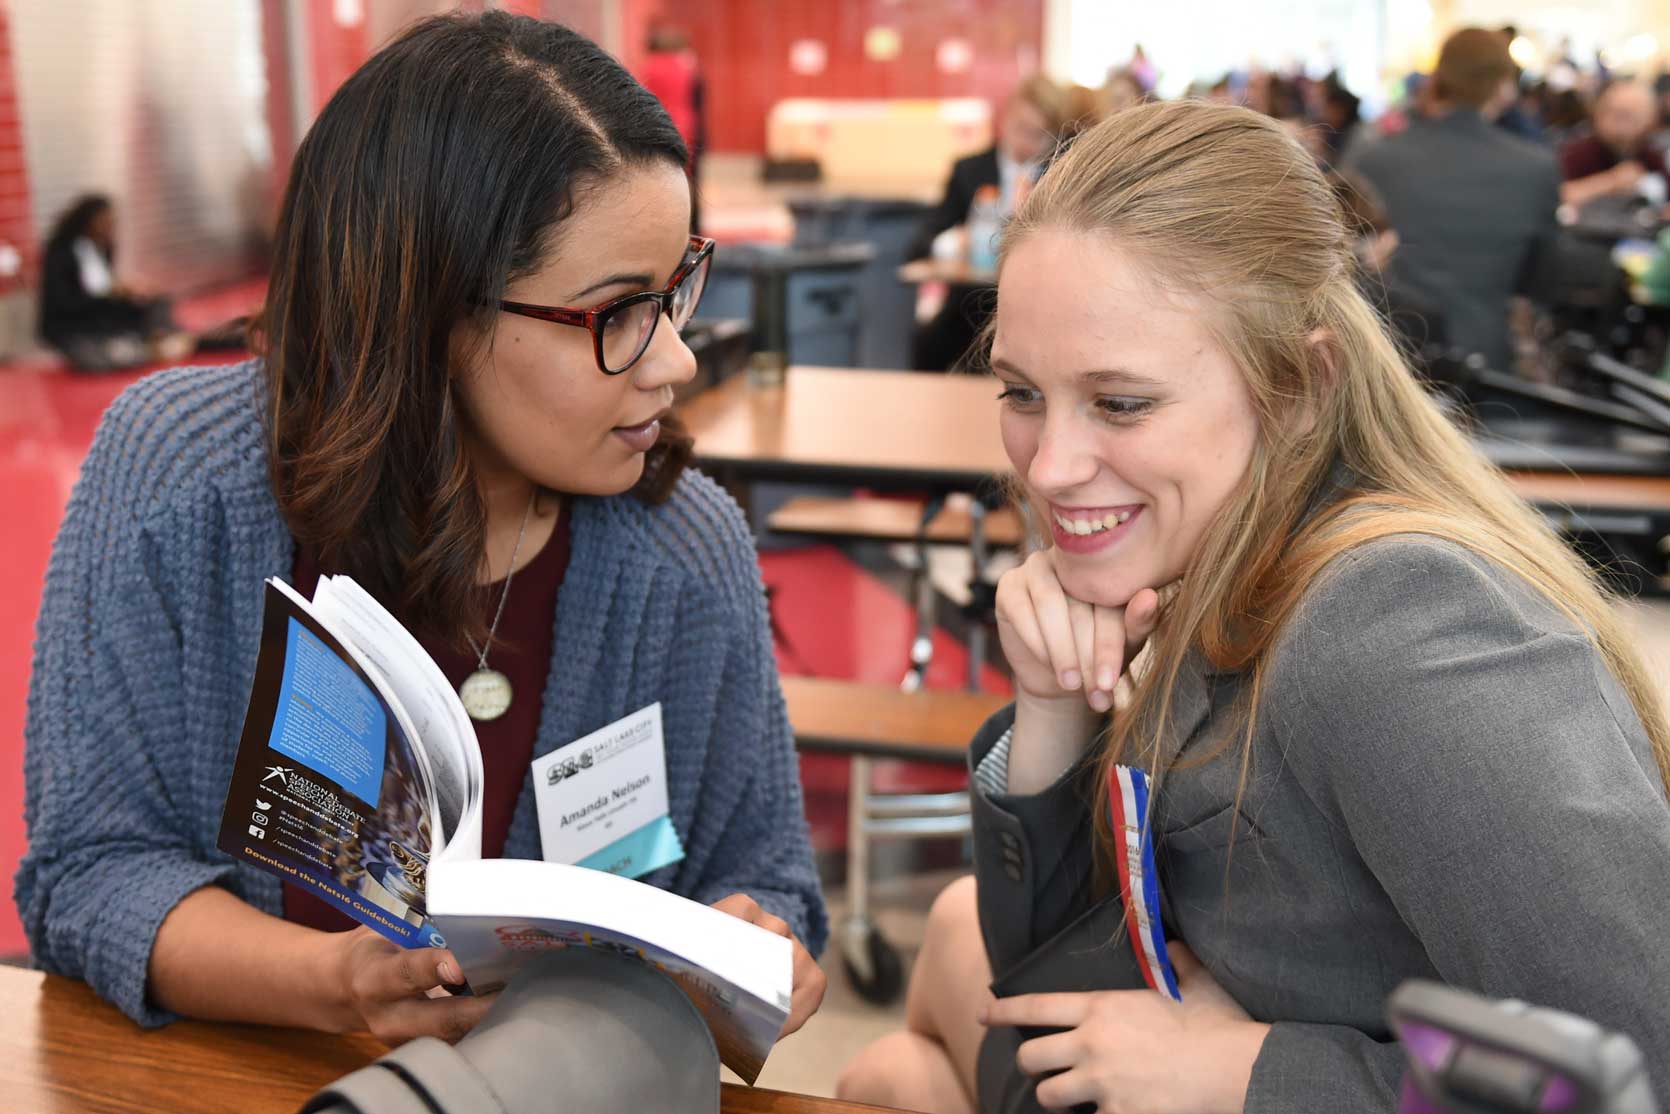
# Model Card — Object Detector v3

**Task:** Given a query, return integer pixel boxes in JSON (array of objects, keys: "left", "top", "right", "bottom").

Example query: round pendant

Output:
[{"left": 460, "top": 668, "right": 513, "bottom": 722}]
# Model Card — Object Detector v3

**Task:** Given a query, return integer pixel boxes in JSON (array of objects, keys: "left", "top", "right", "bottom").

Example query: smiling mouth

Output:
[{"left": 1052, "top": 506, "right": 1138, "bottom": 537}]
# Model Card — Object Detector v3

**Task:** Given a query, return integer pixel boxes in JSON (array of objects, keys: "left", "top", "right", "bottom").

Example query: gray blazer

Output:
[
  {"left": 972, "top": 535, "right": 1670, "bottom": 1112},
  {"left": 1346, "top": 109, "right": 1560, "bottom": 370}
]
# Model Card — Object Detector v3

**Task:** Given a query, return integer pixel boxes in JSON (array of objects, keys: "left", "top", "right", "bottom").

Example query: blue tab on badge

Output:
[
  {"left": 1106, "top": 764, "right": 1182, "bottom": 1002},
  {"left": 575, "top": 813, "right": 686, "bottom": 878},
  {"left": 532, "top": 703, "right": 686, "bottom": 879}
]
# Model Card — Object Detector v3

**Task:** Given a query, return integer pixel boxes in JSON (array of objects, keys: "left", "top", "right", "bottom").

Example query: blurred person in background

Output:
[
  {"left": 1493, "top": 27, "right": 1547, "bottom": 144},
  {"left": 1347, "top": 27, "right": 1558, "bottom": 371},
  {"left": 1539, "top": 81, "right": 1591, "bottom": 147},
  {"left": 1127, "top": 43, "right": 1156, "bottom": 92},
  {"left": 639, "top": 23, "right": 704, "bottom": 233},
  {"left": 38, "top": 194, "right": 194, "bottom": 371},
  {"left": 1058, "top": 84, "right": 1109, "bottom": 146},
  {"left": 1255, "top": 73, "right": 1327, "bottom": 165},
  {"left": 1104, "top": 69, "right": 1145, "bottom": 115},
  {"left": 1316, "top": 74, "right": 1364, "bottom": 165},
  {"left": 1559, "top": 80, "right": 1666, "bottom": 207},
  {"left": 907, "top": 74, "right": 1065, "bottom": 370}
]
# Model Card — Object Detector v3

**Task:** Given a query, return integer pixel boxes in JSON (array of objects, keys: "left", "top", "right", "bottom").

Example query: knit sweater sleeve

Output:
[
  {"left": 661, "top": 478, "right": 829, "bottom": 958},
  {"left": 15, "top": 384, "right": 240, "bottom": 1026}
]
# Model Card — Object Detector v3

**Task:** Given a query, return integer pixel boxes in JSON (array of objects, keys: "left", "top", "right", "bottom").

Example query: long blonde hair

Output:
[{"left": 1000, "top": 101, "right": 1670, "bottom": 870}]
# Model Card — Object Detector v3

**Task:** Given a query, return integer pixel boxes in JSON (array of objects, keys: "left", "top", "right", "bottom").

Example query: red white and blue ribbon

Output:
[{"left": 1107, "top": 764, "right": 1182, "bottom": 1002}]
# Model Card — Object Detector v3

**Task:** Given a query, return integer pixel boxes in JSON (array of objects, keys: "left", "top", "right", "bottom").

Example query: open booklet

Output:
[{"left": 217, "top": 576, "right": 793, "bottom": 1083}]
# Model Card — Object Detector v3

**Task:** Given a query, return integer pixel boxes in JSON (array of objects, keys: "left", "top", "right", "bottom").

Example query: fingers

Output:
[
  {"left": 712, "top": 895, "right": 825, "bottom": 1039},
  {"left": 1014, "top": 1029, "right": 1083, "bottom": 1077},
  {"left": 1024, "top": 563, "right": 1083, "bottom": 691},
  {"left": 1125, "top": 586, "right": 1162, "bottom": 649},
  {"left": 998, "top": 551, "right": 1168, "bottom": 706},
  {"left": 1066, "top": 596, "right": 1096, "bottom": 697},
  {"left": 1089, "top": 607, "right": 1125, "bottom": 713},
  {"left": 712, "top": 893, "right": 792, "bottom": 941},
  {"left": 1033, "top": 1068, "right": 1097, "bottom": 1111},
  {"left": 781, "top": 943, "right": 827, "bottom": 1038},
  {"left": 369, "top": 989, "right": 497, "bottom": 1046},
  {"left": 354, "top": 940, "right": 455, "bottom": 1004},
  {"left": 999, "top": 582, "right": 1051, "bottom": 678},
  {"left": 981, "top": 992, "right": 1095, "bottom": 1030},
  {"left": 710, "top": 893, "right": 761, "bottom": 921}
]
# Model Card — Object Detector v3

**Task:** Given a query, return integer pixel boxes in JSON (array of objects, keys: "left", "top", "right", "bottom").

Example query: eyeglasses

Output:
[{"left": 494, "top": 235, "right": 715, "bottom": 375}]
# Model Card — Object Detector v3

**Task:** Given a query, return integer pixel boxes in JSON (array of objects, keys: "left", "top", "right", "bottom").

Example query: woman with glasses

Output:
[{"left": 18, "top": 12, "right": 826, "bottom": 1046}]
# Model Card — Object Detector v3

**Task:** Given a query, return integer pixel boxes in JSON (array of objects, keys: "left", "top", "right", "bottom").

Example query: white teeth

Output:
[{"left": 1054, "top": 511, "right": 1133, "bottom": 536}]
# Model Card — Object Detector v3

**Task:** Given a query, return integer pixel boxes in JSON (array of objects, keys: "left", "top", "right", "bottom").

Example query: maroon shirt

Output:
[
  {"left": 283, "top": 509, "right": 573, "bottom": 932},
  {"left": 1559, "top": 133, "right": 1669, "bottom": 181}
]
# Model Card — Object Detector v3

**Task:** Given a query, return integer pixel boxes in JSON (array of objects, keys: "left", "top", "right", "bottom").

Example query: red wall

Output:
[
  {"left": 307, "top": 0, "right": 370, "bottom": 116},
  {"left": 280, "top": 3, "right": 1042, "bottom": 163},
  {"left": 0, "top": 7, "right": 34, "bottom": 293},
  {"left": 621, "top": 0, "right": 1044, "bottom": 153}
]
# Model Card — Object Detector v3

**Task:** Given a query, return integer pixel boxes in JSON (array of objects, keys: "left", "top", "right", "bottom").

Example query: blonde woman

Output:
[{"left": 838, "top": 100, "right": 1670, "bottom": 1112}]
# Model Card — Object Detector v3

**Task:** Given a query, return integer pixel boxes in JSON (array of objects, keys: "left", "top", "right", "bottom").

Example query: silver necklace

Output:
[{"left": 458, "top": 491, "right": 535, "bottom": 722}]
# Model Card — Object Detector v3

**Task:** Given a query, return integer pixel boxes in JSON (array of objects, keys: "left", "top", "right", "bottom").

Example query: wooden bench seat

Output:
[
  {"left": 1507, "top": 471, "right": 1670, "bottom": 512},
  {"left": 767, "top": 495, "right": 1026, "bottom": 549},
  {"left": 765, "top": 478, "right": 1670, "bottom": 543},
  {"left": 781, "top": 674, "right": 1007, "bottom": 763}
]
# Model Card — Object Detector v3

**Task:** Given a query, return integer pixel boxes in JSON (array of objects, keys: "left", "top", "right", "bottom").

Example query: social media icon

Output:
[
  {"left": 255, "top": 798, "right": 273, "bottom": 811},
  {"left": 247, "top": 825, "right": 265, "bottom": 840},
  {"left": 250, "top": 812, "right": 268, "bottom": 826}
]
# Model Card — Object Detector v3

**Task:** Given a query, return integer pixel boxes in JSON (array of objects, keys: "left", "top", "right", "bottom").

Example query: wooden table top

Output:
[
  {"left": 679, "top": 367, "right": 1670, "bottom": 510},
  {"left": 896, "top": 258, "right": 997, "bottom": 286},
  {"left": 782, "top": 675, "right": 1009, "bottom": 762},
  {"left": 679, "top": 366, "right": 1011, "bottom": 489},
  {"left": 0, "top": 966, "right": 896, "bottom": 1114}
]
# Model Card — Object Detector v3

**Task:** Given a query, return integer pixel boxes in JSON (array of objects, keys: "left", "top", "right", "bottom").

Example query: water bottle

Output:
[{"left": 967, "top": 184, "right": 1003, "bottom": 274}]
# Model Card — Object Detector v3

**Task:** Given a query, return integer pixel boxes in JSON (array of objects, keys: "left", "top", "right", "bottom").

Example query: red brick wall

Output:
[
  {"left": 620, "top": 0, "right": 1045, "bottom": 154},
  {"left": 0, "top": 7, "right": 34, "bottom": 294}
]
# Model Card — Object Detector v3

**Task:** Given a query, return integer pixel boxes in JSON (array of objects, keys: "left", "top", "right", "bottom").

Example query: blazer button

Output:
[
  {"left": 1000, "top": 831, "right": 1020, "bottom": 852},
  {"left": 1004, "top": 862, "right": 1023, "bottom": 882}
]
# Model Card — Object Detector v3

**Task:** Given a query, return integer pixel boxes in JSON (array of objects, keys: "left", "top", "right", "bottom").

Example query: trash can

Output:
[
  {"left": 701, "top": 242, "right": 875, "bottom": 368},
  {"left": 790, "top": 197, "right": 933, "bottom": 369}
]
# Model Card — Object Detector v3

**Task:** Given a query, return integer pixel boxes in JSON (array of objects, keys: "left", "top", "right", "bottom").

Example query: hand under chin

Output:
[{"left": 1051, "top": 550, "right": 1146, "bottom": 610}]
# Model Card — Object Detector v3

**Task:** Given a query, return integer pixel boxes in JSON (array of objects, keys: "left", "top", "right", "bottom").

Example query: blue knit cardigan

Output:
[{"left": 16, "top": 360, "right": 828, "bottom": 1026}]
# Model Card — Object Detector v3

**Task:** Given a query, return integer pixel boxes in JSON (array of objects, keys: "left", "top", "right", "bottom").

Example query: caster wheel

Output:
[{"left": 841, "top": 921, "right": 904, "bottom": 1005}]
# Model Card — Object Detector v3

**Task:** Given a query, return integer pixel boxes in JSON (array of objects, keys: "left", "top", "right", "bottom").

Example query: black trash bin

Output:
[{"left": 700, "top": 241, "right": 875, "bottom": 368}]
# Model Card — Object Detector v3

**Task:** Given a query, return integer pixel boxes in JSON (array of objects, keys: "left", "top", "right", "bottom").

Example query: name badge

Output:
[
  {"left": 532, "top": 703, "right": 685, "bottom": 879},
  {"left": 1107, "top": 764, "right": 1182, "bottom": 1002}
]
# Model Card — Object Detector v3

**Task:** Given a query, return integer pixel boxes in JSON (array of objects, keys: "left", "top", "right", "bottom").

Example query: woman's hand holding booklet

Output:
[{"left": 217, "top": 576, "right": 794, "bottom": 1083}]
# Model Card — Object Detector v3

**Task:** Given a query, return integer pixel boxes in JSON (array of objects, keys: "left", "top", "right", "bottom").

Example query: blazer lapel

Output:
[{"left": 1138, "top": 648, "right": 1216, "bottom": 777}]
